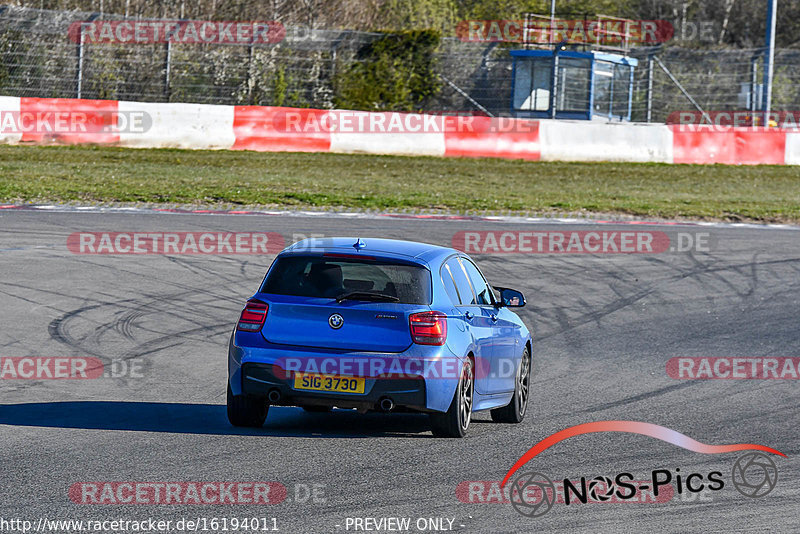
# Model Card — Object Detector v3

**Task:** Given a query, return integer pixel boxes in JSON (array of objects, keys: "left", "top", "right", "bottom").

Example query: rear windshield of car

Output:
[{"left": 261, "top": 255, "right": 432, "bottom": 304}]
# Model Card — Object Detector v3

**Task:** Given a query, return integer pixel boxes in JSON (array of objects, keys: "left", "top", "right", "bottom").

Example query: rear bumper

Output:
[
  {"left": 227, "top": 331, "right": 462, "bottom": 413},
  {"left": 242, "top": 362, "right": 428, "bottom": 412}
]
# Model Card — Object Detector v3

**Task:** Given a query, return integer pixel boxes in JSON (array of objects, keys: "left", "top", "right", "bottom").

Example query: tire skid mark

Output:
[
  {"left": 164, "top": 256, "right": 242, "bottom": 283},
  {"left": 535, "top": 254, "right": 800, "bottom": 342},
  {"left": 118, "top": 322, "right": 232, "bottom": 361},
  {"left": 64, "top": 255, "right": 245, "bottom": 305},
  {"left": 577, "top": 381, "right": 698, "bottom": 414},
  {"left": 47, "top": 303, "right": 106, "bottom": 357}
]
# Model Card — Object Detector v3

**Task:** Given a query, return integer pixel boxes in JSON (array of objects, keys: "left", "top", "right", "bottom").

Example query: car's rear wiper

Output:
[{"left": 335, "top": 291, "right": 400, "bottom": 303}]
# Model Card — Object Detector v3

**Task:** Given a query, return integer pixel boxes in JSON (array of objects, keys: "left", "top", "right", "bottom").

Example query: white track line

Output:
[{"left": 1, "top": 204, "right": 798, "bottom": 230}]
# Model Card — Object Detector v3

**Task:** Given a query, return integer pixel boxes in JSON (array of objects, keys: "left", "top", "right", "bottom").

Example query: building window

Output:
[{"left": 513, "top": 57, "right": 552, "bottom": 111}]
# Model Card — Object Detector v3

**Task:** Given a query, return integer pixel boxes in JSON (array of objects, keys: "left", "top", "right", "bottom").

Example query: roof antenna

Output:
[{"left": 353, "top": 238, "right": 366, "bottom": 251}]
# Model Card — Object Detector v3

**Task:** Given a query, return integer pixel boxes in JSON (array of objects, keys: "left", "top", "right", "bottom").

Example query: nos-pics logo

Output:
[{"left": 502, "top": 421, "right": 783, "bottom": 518}]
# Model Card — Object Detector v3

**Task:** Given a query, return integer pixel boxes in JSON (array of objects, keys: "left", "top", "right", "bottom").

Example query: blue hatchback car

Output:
[{"left": 227, "top": 237, "right": 532, "bottom": 437}]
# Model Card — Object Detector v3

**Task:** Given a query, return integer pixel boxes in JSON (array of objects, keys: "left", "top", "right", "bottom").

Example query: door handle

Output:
[{"left": 464, "top": 311, "right": 474, "bottom": 320}]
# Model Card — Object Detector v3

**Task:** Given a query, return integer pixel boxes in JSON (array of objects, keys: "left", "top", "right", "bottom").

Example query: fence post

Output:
[
  {"left": 247, "top": 42, "right": 255, "bottom": 104},
  {"left": 646, "top": 53, "right": 654, "bottom": 122},
  {"left": 330, "top": 47, "right": 337, "bottom": 87},
  {"left": 762, "top": 0, "right": 777, "bottom": 125},
  {"left": 750, "top": 55, "right": 759, "bottom": 116},
  {"left": 76, "top": 23, "right": 85, "bottom": 98},
  {"left": 76, "top": 14, "right": 100, "bottom": 99},
  {"left": 164, "top": 40, "right": 172, "bottom": 101},
  {"left": 549, "top": 49, "right": 559, "bottom": 119}
]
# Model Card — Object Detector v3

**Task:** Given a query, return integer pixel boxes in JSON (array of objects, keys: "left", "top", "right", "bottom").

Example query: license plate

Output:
[{"left": 293, "top": 373, "right": 365, "bottom": 394}]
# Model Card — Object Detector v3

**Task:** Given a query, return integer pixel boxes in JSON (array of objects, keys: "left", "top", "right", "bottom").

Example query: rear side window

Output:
[
  {"left": 261, "top": 255, "right": 432, "bottom": 304},
  {"left": 441, "top": 267, "right": 460, "bottom": 305}
]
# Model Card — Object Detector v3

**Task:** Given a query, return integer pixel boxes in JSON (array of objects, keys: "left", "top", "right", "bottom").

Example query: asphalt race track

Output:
[{"left": 1, "top": 208, "right": 798, "bottom": 533}]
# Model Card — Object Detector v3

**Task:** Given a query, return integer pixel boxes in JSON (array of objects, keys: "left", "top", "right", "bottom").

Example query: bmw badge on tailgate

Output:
[{"left": 328, "top": 313, "right": 344, "bottom": 329}]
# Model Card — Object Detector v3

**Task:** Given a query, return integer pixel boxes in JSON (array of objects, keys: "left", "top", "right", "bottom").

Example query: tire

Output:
[
  {"left": 302, "top": 405, "right": 332, "bottom": 413},
  {"left": 491, "top": 347, "right": 531, "bottom": 424},
  {"left": 430, "top": 358, "right": 474, "bottom": 438},
  {"left": 227, "top": 384, "right": 268, "bottom": 427}
]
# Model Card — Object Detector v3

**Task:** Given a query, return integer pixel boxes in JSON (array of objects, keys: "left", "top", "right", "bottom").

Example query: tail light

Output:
[
  {"left": 409, "top": 311, "right": 448, "bottom": 345},
  {"left": 237, "top": 299, "right": 268, "bottom": 332}
]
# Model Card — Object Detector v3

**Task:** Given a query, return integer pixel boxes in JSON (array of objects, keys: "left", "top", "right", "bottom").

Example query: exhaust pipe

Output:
[
  {"left": 268, "top": 389, "right": 281, "bottom": 403},
  {"left": 379, "top": 397, "right": 394, "bottom": 412}
]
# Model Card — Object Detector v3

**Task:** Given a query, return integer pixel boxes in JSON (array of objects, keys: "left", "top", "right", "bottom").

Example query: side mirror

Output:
[{"left": 497, "top": 287, "right": 525, "bottom": 308}]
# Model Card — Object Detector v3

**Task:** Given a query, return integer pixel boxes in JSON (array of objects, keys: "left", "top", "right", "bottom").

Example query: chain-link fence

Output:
[
  {"left": 2, "top": 5, "right": 799, "bottom": 122},
  {"left": 0, "top": 5, "right": 380, "bottom": 107},
  {"left": 628, "top": 47, "right": 800, "bottom": 123}
]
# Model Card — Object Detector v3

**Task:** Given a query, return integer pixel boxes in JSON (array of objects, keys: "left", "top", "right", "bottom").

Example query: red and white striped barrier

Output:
[
  {"left": 670, "top": 125, "right": 788, "bottom": 165},
  {"left": 233, "top": 106, "right": 329, "bottom": 152},
  {"left": 786, "top": 132, "right": 800, "bottom": 165},
  {"left": 0, "top": 96, "right": 797, "bottom": 164},
  {"left": 119, "top": 101, "right": 235, "bottom": 149},
  {"left": 0, "top": 95, "right": 21, "bottom": 145},
  {"left": 539, "top": 121, "right": 672, "bottom": 162}
]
